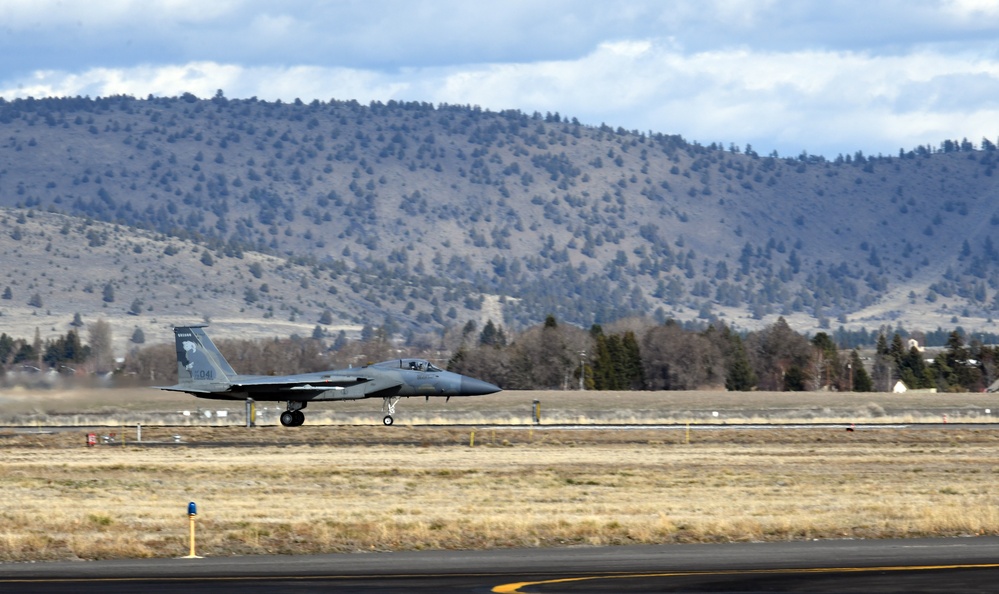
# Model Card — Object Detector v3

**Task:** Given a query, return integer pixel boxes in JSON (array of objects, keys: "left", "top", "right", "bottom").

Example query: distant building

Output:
[{"left": 892, "top": 380, "right": 908, "bottom": 393}]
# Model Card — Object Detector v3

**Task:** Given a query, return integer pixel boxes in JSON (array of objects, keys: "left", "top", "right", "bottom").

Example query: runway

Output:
[{"left": 2, "top": 537, "right": 998, "bottom": 592}]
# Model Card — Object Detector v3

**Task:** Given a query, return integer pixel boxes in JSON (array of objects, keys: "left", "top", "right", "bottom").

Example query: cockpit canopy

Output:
[{"left": 373, "top": 358, "right": 444, "bottom": 373}]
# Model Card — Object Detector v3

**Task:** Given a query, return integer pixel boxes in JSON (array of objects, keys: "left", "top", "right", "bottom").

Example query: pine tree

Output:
[
  {"left": 849, "top": 349, "right": 873, "bottom": 392},
  {"left": 725, "top": 334, "right": 757, "bottom": 391},
  {"left": 621, "top": 331, "right": 645, "bottom": 389},
  {"left": 591, "top": 333, "right": 616, "bottom": 390},
  {"left": 479, "top": 320, "right": 506, "bottom": 347}
]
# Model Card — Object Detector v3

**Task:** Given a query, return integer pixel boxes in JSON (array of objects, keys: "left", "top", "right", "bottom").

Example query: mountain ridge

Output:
[{"left": 1, "top": 94, "right": 998, "bottom": 348}]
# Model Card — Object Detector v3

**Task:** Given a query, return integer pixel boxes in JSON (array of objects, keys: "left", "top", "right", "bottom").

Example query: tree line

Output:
[
  {"left": 0, "top": 319, "right": 115, "bottom": 376},
  {"left": 2, "top": 316, "right": 995, "bottom": 392},
  {"left": 446, "top": 316, "right": 998, "bottom": 393}
]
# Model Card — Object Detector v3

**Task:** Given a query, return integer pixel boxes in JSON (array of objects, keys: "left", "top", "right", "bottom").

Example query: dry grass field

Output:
[{"left": 1, "top": 387, "right": 998, "bottom": 561}]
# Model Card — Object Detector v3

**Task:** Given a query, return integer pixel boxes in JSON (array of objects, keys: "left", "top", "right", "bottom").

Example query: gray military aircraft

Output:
[{"left": 160, "top": 326, "right": 501, "bottom": 426}]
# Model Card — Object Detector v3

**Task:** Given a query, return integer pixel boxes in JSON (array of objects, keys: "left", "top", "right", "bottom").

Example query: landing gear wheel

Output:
[
  {"left": 383, "top": 415, "right": 394, "bottom": 426},
  {"left": 281, "top": 402, "right": 307, "bottom": 427}
]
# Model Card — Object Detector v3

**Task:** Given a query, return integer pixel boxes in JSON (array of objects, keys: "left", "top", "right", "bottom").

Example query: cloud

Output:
[
  {"left": 0, "top": 0, "right": 241, "bottom": 28},
  {"left": 5, "top": 35, "right": 999, "bottom": 158},
  {"left": 943, "top": 0, "right": 999, "bottom": 19},
  {"left": 1, "top": 2, "right": 998, "bottom": 157}
]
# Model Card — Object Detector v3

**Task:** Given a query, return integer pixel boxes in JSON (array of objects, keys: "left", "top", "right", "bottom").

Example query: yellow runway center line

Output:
[{"left": 491, "top": 563, "right": 999, "bottom": 593}]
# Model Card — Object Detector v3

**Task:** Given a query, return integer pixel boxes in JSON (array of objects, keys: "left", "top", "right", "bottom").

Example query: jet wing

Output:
[
  {"left": 158, "top": 384, "right": 222, "bottom": 394},
  {"left": 229, "top": 373, "right": 405, "bottom": 399},
  {"left": 158, "top": 374, "right": 373, "bottom": 393},
  {"left": 161, "top": 370, "right": 406, "bottom": 401},
  {"left": 228, "top": 375, "right": 375, "bottom": 389}
]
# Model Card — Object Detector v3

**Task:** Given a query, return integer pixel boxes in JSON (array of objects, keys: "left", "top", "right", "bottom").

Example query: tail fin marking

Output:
[{"left": 174, "top": 326, "right": 237, "bottom": 386}]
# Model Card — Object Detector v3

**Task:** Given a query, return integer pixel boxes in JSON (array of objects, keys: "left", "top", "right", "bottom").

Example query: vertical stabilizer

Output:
[{"left": 174, "top": 326, "right": 237, "bottom": 386}]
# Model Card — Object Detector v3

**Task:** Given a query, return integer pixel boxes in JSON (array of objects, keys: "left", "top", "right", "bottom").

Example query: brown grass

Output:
[{"left": 1, "top": 424, "right": 998, "bottom": 561}]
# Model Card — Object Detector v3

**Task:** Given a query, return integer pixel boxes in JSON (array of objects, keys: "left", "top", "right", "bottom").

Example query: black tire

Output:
[
  {"left": 280, "top": 411, "right": 296, "bottom": 427},
  {"left": 383, "top": 415, "right": 394, "bottom": 426},
  {"left": 293, "top": 410, "right": 306, "bottom": 426}
]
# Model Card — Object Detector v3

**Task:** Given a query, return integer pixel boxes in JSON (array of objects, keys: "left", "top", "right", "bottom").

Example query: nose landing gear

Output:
[{"left": 382, "top": 396, "right": 401, "bottom": 426}]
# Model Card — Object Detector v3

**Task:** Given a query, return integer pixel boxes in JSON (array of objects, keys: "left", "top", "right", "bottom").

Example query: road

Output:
[{"left": 1, "top": 537, "right": 997, "bottom": 592}]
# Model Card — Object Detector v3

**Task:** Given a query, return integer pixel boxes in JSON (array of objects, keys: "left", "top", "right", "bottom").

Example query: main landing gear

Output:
[
  {"left": 280, "top": 401, "right": 306, "bottom": 427},
  {"left": 382, "top": 396, "right": 401, "bottom": 426}
]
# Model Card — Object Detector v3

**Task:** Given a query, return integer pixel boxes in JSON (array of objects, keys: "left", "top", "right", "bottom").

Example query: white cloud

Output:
[
  {"left": 5, "top": 37, "right": 999, "bottom": 158},
  {"left": 1, "top": 2, "right": 998, "bottom": 156},
  {"left": 0, "top": 0, "right": 242, "bottom": 28},
  {"left": 943, "top": 0, "right": 999, "bottom": 19}
]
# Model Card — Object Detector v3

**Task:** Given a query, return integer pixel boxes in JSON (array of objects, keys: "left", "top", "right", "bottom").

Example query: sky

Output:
[{"left": 1, "top": 0, "right": 998, "bottom": 158}]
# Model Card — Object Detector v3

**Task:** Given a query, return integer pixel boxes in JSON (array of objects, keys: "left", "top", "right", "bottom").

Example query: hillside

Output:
[{"left": 1, "top": 94, "right": 999, "bottom": 348}]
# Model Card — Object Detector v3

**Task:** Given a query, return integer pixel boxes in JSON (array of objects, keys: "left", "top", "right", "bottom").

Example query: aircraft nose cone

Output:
[{"left": 460, "top": 376, "right": 501, "bottom": 395}]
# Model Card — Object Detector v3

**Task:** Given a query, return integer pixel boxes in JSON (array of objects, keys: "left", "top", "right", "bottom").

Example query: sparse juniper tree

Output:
[
  {"left": 130, "top": 327, "right": 145, "bottom": 344},
  {"left": 102, "top": 282, "right": 115, "bottom": 303},
  {"left": 1, "top": 286, "right": 11, "bottom": 300}
]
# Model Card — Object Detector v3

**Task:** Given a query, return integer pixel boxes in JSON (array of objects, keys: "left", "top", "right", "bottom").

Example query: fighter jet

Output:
[{"left": 159, "top": 326, "right": 501, "bottom": 426}]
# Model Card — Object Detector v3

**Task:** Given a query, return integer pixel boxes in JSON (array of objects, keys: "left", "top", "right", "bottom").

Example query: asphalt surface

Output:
[{"left": 1, "top": 537, "right": 998, "bottom": 592}]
